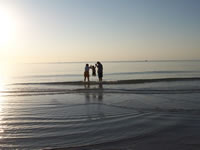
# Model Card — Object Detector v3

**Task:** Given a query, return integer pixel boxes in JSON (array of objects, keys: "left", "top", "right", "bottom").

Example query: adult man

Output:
[{"left": 96, "top": 61, "right": 103, "bottom": 82}]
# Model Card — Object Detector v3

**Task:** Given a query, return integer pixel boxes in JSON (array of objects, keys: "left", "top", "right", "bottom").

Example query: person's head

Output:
[
  {"left": 86, "top": 64, "right": 89, "bottom": 67},
  {"left": 97, "top": 61, "right": 100, "bottom": 65}
]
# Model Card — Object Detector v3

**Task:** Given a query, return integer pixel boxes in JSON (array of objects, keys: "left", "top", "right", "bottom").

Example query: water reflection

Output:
[
  {"left": 0, "top": 95, "right": 5, "bottom": 139},
  {"left": 84, "top": 83, "right": 104, "bottom": 120},
  {"left": 0, "top": 76, "right": 7, "bottom": 139}
]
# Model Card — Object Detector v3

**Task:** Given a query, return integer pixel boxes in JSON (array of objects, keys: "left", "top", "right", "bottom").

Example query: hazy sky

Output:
[{"left": 0, "top": 0, "right": 200, "bottom": 63}]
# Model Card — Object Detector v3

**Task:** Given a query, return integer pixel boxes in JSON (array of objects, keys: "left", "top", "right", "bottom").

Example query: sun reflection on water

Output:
[
  {"left": 0, "top": 75, "right": 6, "bottom": 95},
  {"left": 0, "top": 75, "right": 6, "bottom": 139},
  {"left": 0, "top": 93, "right": 5, "bottom": 140}
]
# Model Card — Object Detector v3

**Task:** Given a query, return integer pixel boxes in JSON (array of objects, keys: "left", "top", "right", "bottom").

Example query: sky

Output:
[{"left": 0, "top": 0, "right": 200, "bottom": 63}]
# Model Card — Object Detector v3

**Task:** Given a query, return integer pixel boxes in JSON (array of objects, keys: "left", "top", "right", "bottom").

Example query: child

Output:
[
  {"left": 84, "top": 64, "right": 90, "bottom": 82},
  {"left": 90, "top": 65, "right": 96, "bottom": 76}
]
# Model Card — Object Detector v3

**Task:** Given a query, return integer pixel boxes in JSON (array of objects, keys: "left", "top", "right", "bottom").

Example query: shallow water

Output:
[
  {"left": 0, "top": 61, "right": 200, "bottom": 149},
  {"left": 0, "top": 80, "right": 200, "bottom": 149},
  {"left": 2, "top": 60, "right": 200, "bottom": 84}
]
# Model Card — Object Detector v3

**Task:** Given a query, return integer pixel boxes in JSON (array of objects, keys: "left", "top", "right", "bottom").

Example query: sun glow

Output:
[
  {"left": 0, "top": 7, "right": 17, "bottom": 46},
  {"left": 0, "top": 77, "right": 5, "bottom": 92},
  {"left": 0, "top": 69, "right": 6, "bottom": 93}
]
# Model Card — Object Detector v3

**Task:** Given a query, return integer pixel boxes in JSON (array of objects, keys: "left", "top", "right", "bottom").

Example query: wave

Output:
[
  {"left": 12, "top": 77, "right": 200, "bottom": 86},
  {"left": 14, "top": 70, "right": 200, "bottom": 79},
  {"left": 1, "top": 87, "right": 200, "bottom": 97}
]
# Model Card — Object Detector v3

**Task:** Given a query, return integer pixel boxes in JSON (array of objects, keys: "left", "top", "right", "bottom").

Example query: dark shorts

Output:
[
  {"left": 84, "top": 71, "right": 89, "bottom": 77},
  {"left": 98, "top": 72, "right": 103, "bottom": 78}
]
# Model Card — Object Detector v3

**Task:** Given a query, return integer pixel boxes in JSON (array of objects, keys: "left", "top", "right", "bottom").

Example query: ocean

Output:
[{"left": 0, "top": 60, "right": 200, "bottom": 149}]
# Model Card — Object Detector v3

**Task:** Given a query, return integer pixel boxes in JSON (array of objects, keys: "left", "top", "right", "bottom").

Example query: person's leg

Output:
[
  {"left": 84, "top": 72, "right": 86, "bottom": 82},
  {"left": 98, "top": 72, "right": 102, "bottom": 82}
]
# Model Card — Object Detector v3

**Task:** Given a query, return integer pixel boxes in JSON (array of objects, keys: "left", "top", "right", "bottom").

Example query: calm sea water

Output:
[
  {"left": 0, "top": 60, "right": 200, "bottom": 149},
  {"left": 2, "top": 60, "right": 200, "bottom": 84}
]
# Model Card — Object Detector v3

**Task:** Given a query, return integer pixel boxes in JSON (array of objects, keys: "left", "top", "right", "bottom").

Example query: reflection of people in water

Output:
[
  {"left": 84, "top": 83, "right": 104, "bottom": 119},
  {"left": 84, "top": 83, "right": 90, "bottom": 102},
  {"left": 97, "top": 83, "right": 103, "bottom": 101}
]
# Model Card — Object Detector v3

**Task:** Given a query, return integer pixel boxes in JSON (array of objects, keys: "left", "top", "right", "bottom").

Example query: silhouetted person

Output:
[
  {"left": 84, "top": 64, "right": 90, "bottom": 82},
  {"left": 90, "top": 65, "right": 96, "bottom": 76},
  {"left": 96, "top": 61, "right": 103, "bottom": 82}
]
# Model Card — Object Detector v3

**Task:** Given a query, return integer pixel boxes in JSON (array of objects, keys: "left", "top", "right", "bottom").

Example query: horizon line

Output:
[{"left": 20, "top": 59, "right": 200, "bottom": 64}]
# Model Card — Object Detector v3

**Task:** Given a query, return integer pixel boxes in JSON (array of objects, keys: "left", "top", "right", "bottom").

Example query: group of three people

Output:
[{"left": 84, "top": 61, "right": 103, "bottom": 82}]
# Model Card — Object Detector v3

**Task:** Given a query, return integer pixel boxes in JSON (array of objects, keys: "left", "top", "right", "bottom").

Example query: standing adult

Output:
[{"left": 96, "top": 61, "right": 103, "bottom": 82}]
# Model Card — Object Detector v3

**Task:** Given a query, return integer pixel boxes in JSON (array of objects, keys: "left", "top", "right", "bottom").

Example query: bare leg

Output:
[{"left": 99, "top": 77, "right": 102, "bottom": 82}]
